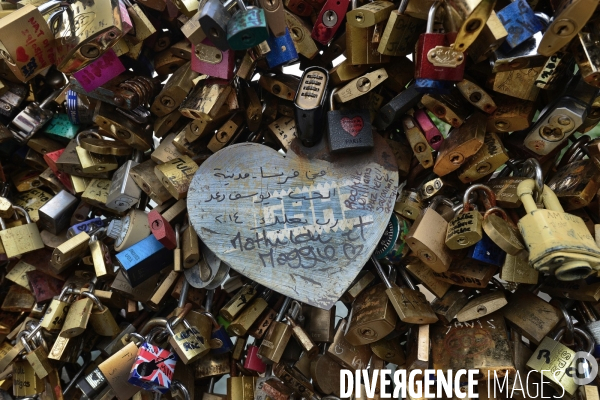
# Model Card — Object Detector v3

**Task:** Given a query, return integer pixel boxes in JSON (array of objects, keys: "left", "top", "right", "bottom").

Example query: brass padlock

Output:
[
  {"left": 372, "top": 257, "right": 438, "bottom": 325},
  {"left": 0, "top": 205, "right": 44, "bottom": 258},
  {"left": 433, "top": 112, "right": 486, "bottom": 176},
  {"left": 54, "top": 0, "right": 124, "bottom": 73},
  {"left": 345, "top": 281, "right": 398, "bottom": 346},
  {"left": 40, "top": 284, "right": 74, "bottom": 332},
  {"left": 60, "top": 293, "right": 94, "bottom": 338},
  {"left": 432, "top": 312, "right": 515, "bottom": 381},
  {"left": 517, "top": 179, "right": 600, "bottom": 280},
  {"left": 0, "top": 2, "right": 59, "bottom": 82},
  {"left": 83, "top": 292, "right": 121, "bottom": 337},
  {"left": 406, "top": 196, "right": 455, "bottom": 273},
  {"left": 445, "top": 184, "right": 485, "bottom": 250}
]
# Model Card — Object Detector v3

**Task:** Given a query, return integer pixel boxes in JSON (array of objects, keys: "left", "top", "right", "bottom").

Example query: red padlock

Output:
[
  {"left": 43, "top": 148, "right": 65, "bottom": 174},
  {"left": 415, "top": 1, "right": 465, "bottom": 82},
  {"left": 414, "top": 109, "right": 444, "bottom": 151},
  {"left": 148, "top": 209, "right": 177, "bottom": 250},
  {"left": 311, "top": 0, "right": 350, "bottom": 45},
  {"left": 244, "top": 345, "right": 267, "bottom": 373}
]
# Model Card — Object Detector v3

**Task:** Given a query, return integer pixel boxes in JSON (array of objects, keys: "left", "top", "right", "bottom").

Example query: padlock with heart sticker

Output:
[
  {"left": 327, "top": 87, "right": 374, "bottom": 153},
  {"left": 187, "top": 134, "right": 399, "bottom": 309}
]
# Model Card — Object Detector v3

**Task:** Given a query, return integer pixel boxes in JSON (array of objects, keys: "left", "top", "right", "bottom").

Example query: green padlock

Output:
[{"left": 226, "top": 1, "right": 269, "bottom": 50}]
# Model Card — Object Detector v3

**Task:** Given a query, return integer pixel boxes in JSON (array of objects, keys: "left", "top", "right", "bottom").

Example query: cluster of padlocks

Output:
[{"left": 2, "top": 0, "right": 600, "bottom": 398}]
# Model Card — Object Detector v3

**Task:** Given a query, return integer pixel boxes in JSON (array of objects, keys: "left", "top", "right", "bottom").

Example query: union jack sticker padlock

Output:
[
  {"left": 415, "top": 1, "right": 465, "bottom": 82},
  {"left": 128, "top": 341, "right": 178, "bottom": 393}
]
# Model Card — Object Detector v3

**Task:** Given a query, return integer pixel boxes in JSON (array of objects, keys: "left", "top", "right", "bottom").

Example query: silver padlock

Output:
[{"left": 106, "top": 150, "right": 144, "bottom": 213}]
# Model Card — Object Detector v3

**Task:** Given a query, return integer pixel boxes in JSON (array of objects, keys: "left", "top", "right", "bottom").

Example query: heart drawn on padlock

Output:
[
  {"left": 340, "top": 116, "right": 364, "bottom": 137},
  {"left": 15, "top": 46, "right": 29, "bottom": 63},
  {"left": 187, "top": 135, "right": 399, "bottom": 309}
]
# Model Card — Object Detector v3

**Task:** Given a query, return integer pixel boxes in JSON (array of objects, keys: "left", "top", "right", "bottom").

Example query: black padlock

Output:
[
  {"left": 294, "top": 66, "right": 329, "bottom": 147},
  {"left": 326, "top": 87, "right": 373, "bottom": 153},
  {"left": 374, "top": 83, "right": 422, "bottom": 130},
  {"left": 200, "top": 0, "right": 235, "bottom": 51}
]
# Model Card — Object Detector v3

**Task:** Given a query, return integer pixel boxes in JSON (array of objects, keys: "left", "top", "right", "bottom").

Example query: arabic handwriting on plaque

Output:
[{"left": 187, "top": 136, "right": 399, "bottom": 309}]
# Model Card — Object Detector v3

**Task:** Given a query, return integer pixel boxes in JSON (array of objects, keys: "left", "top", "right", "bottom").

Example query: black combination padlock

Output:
[{"left": 293, "top": 66, "right": 330, "bottom": 147}]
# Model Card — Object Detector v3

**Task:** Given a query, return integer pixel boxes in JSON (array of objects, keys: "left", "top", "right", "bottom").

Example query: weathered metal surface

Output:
[{"left": 187, "top": 136, "right": 399, "bottom": 309}]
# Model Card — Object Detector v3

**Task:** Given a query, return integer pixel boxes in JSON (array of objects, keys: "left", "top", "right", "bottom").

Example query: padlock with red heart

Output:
[{"left": 327, "top": 88, "right": 374, "bottom": 153}]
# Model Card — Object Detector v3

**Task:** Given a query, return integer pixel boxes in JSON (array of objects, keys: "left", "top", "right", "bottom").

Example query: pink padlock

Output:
[
  {"left": 244, "top": 345, "right": 266, "bottom": 373},
  {"left": 73, "top": 49, "right": 126, "bottom": 92},
  {"left": 414, "top": 109, "right": 443, "bottom": 151},
  {"left": 118, "top": 0, "right": 134, "bottom": 34},
  {"left": 191, "top": 39, "right": 235, "bottom": 80}
]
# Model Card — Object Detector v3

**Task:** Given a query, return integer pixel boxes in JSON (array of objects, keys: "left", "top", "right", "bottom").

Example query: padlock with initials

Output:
[
  {"left": 191, "top": 39, "right": 235, "bottom": 80},
  {"left": 517, "top": 179, "right": 600, "bottom": 280},
  {"left": 445, "top": 185, "right": 486, "bottom": 250},
  {"left": 0, "top": 2, "right": 58, "bottom": 82},
  {"left": 168, "top": 316, "right": 210, "bottom": 364},
  {"left": 0, "top": 205, "right": 44, "bottom": 258},
  {"left": 377, "top": 0, "right": 425, "bottom": 56},
  {"left": 526, "top": 327, "right": 593, "bottom": 396},
  {"left": 326, "top": 87, "right": 373, "bottom": 153},
  {"left": 227, "top": 0, "right": 269, "bottom": 50}
]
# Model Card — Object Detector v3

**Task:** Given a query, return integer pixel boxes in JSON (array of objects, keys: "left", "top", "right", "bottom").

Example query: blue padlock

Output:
[
  {"left": 116, "top": 235, "right": 171, "bottom": 287},
  {"left": 496, "top": 0, "right": 543, "bottom": 49},
  {"left": 414, "top": 78, "right": 452, "bottom": 94},
  {"left": 211, "top": 325, "right": 234, "bottom": 354},
  {"left": 67, "top": 218, "right": 104, "bottom": 238},
  {"left": 467, "top": 232, "right": 506, "bottom": 267},
  {"left": 266, "top": 28, "right": 299, "bottom": 68}
]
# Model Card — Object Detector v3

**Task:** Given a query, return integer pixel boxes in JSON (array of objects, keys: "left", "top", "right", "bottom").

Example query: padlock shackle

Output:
[
  {"left": 563, "top": 135, "right": 591, "bottom": 166},
  {"left": 140, "top": 317, "right": 169, "bottom": 337},
  {"left": 483, "top": 206, "right": 508, "bottom": 221},
  {"left": 578, "top": 301, "right": 598, "bottom": 323},
  {"left": 19, "top": 332, "right": 33, "bottom": 353},
  {"left": 82, "top": 291, "right": 105, "bottom": 311},
  {"left": 464, "top": 184, "right": 496, "bottom": 212},
  {"left": 276, "top": 297, "right": 292, "bottom": 322},
  {"left": 125, "top": 332, "right": 145, "bottom": 346},
  {"left": 371, "top": 256, "right": 392, "bottom": 289},
  {"left": 285, "top": 300, "right": 302, "bottom": 320},
  {"left": 76, "top": 130, "right": 103, "bottom": 146},
  {"left": 178, "top": 279, "right": 190, "bottom": 309},
  {"left": 166, "top": 315, "right": 191, "bottom": 336},
  {"left": 59, "top": 283, "right": 76, "bottom": 301},
  {"left": 197, "top": 311, "right": 221, "bottom": 329},
  {"left": 574, "top": 326, "right": 595, "bottom": 355},
  {"left": 517, "top": 180, "right": 564, "bottom": 214},
  {"left": 329, "top": 87, "right": 340, "bottom": 110},
  {"left": 521, "top": 158, "right": 543, "bottom": 202},
  {"left": 426, "top": 1, "right": 454, "bottom": 33},
  {"left": 398, "top": 266, "right": 417, "bottom": 290},
  {"left": 12, "top": 206, "right": 32, "bottom": 224},
  {"left": 175, "top": 224, "right": 181, "bottom": 248},
  {"left": 398, "top": 0, "right": 409, "bottom": 13},
  {"left": 171, "top": 380, "right": 191, "bottom": 400},
  {"left": 208, "top": 377, "right": 216, "bottom": 394},
  {"left": 550, "top": 299, "right": 574, "bottom": 345},
  {"left": 171, "top": 303, "right": 193, "bottom": 328}
]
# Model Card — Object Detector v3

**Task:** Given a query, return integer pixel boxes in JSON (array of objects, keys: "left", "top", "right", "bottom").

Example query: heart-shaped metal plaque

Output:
[{"left": 187, "top": 135, "right": 399, "bottom": 309}]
